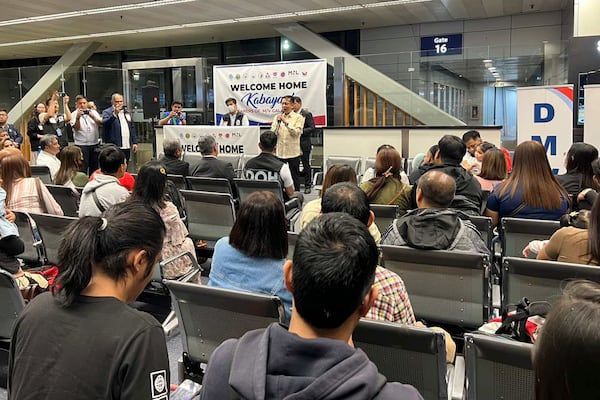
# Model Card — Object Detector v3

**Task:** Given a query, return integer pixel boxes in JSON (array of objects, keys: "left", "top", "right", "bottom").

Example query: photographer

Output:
[
  {"left": 158, "top": 100, "right": 186, "bottom": 126},
  {"left": 70, "top": 95, "right": 102, "bottom": 175},
  {"left": 39, "top": 90, "right": 72, "bottom": 149}
]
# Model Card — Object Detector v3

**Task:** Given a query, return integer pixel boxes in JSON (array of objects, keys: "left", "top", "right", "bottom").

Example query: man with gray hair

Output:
[
  {"left": 159, "top": 137, "right": 189, "bottom": 176},
  {"left": 382, "top": 170, "right": 488, "bottom": 255},
  {"left": 36, "top": 134, "right": 61, "bottom": 181},
  {"left": 190, "top": 135, "right": 235, "bottom": 184},
  {"left": 101, "top": 93, "right": 138, "bottom": 162}
]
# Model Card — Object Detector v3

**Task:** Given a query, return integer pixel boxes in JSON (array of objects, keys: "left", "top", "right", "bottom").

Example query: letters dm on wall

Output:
[{"left": 517, "top": 85, "right": 573, "bottom": 174}]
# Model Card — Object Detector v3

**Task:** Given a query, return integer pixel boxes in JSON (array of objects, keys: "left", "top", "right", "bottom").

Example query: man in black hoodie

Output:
[
  {"left": 199, "top": 213, "right": 423, "bottom": 400},
  {"left": 410, "top": 134, "right": 482, "bottom": 215}
]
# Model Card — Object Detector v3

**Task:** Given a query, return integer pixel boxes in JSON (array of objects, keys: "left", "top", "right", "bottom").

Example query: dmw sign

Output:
[{"left": 517, "top": 85, "right": 573, "bottom": 174}]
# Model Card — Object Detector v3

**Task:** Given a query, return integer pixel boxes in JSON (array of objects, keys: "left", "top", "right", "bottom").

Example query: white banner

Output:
[
  {"left": 213, "top": 59, "right": 327, "bottom": 126},
  {"left": 517, "top": 85, "right": 573, "bottom": 174},
  {"left": 162, "top": 125, "right": 260, "bottom": 155},
  {"left": 584, "top": 84, "right": 600, "bottom": 151}
]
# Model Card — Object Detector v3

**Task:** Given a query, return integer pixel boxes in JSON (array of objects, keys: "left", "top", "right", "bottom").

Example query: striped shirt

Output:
[{"left": 8, "top": 178, "right": 64, "bottom": 216}]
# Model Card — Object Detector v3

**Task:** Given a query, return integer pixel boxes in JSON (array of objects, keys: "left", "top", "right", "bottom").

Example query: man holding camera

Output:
[
  {"left": 158, "top": 100, "right": 186, "bottom": 126},
  {"left": 71, "top": 95, "right": 102, "bottom": 175}
]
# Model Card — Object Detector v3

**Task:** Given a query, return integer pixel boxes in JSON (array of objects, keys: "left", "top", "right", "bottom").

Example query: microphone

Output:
[{"left": 276, "top": 110, "right": 285, "bottom": 129}]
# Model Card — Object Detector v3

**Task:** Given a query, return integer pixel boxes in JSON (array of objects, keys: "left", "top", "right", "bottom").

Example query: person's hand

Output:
[
  {"left": 578, "top": 188, "right": 593, "bottom": 202},
  {"left": 6, "top": 208, "right": 15, "bottom": 223},
  {"left": 77, "top": 109, "right": 84, "bottom": 118},
  {"left": 461, "top": 160, "right": 474, "bottom": 172},
  {"left": 114, "top": 103, "right": 123, "bottom": 113},
  {"left": 63, "top": 95, "right": 70, "bottom": 105},
  {"left": 132, "top": 144, "right": 138, "bottom": 153}
]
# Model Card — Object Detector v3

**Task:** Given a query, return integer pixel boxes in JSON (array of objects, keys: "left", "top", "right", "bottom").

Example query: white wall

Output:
[{"left": 574, "top": 0, "right": 600, "bottom": 37}]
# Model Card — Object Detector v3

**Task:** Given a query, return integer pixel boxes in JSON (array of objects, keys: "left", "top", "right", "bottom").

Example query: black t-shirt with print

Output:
[{"left": 9, "top": 292, "right": 170, "bottom": 399}]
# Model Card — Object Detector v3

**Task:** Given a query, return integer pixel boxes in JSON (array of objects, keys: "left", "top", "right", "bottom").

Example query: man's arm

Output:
[
  {"left": 241, "top": 114, "right": 250, "bottom": 126},
  {"left": 119, "top": 326, "right": 170, "bottom": 400},
  {"left": 302, "top": 111, "right": 316, "bottom": 136},
  {"left": 130, "top": 119, "right": 138, "bottom": 152},
  {"left": 71, "top": 109, "right": 83, "bottom": 131},
  {"left": 158, "top": 112, "right": 174, "bottom": 126},
  {"left": 223, "top": 161, "right": 235, "bottom": 180},
  {"left": 102, "top": 108, "right": 117, "bottom": 127},
  {"left": 280, "top": 163, "right": 295, "bottom": 196},
  {"left": 285, "top": 114, "right": 304, "bottom": 137},
  {"left": 11, "top": 125, "right": 23, "bottom": 145},
  {"left": 63, "top": 96, "right": 72, "bottom": 121}
]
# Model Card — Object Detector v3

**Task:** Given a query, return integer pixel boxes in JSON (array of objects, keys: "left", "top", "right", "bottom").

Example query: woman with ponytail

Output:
[
  {"left": 9, "top": 201, "right": 170, "bottom": 400},
  {"left": 360, "top": 147, "right": 412, "bottom": 214}
]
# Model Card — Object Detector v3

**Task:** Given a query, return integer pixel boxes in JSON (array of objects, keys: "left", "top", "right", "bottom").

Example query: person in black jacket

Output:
[
  {"left": 27, "top": 103, "right": 46, "bottom": 163},
  {"left": 159, "top": 137, "right": 189, "bottom": 176},
  {"left": 410, "top": 135, "right": 482, "bottom": 215},
  {"left": 293, "top": 96, "right": 316, "bottom": 194}
]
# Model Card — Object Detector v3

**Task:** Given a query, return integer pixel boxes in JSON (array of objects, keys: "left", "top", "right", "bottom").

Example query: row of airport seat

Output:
[
  {"left": 0, "top": 265, "right": 536, "bottom": 400},
  {"left": 161, "top": 275, "right": 539, "bottom": 400}
]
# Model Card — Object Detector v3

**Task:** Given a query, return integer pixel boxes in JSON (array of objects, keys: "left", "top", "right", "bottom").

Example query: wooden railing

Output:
[{"left": 343, "top": 77, "right": 422, "bottom": 127}]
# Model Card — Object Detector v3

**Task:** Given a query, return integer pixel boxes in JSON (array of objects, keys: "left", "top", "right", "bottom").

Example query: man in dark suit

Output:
[
  {"left": 159, "top": 137, "right": 189, "bottom": 176},
  {"left": 293, "top": 96, "right": 315, "bottom": 194},
  {"left": 190, "top": 135, "right": 235, "bottom": 185},
  {"left": 102, "top": 93, "right": 138, "bottom": 162}
]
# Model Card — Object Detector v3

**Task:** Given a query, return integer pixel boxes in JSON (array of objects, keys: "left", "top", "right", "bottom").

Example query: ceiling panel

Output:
[{"left": 0, "top": 0, "right": 569, "bottom": 60}]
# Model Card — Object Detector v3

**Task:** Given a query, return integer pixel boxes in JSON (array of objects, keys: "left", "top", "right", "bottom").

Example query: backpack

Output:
[
  {"left": 495, "top": 297, "right": 551, "bottom": 343},
  {"left": 166, "top": 180, "right": 188, "bottom": 227}
]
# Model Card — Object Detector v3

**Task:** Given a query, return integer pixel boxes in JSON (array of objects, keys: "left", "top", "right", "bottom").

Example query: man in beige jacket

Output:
[{"left": 271, "top": 95, "right": 304, "bottom": 191}]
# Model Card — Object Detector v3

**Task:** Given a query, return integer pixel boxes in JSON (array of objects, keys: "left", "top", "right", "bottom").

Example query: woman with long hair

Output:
[
  {"left": 534, "top": 280, "right": 600, "bottom": 399},
  {"left": 9, "top": 201, "right": 170, "bottom": 399},
  {"left": 1, "top": 154, "right": 63, "bottom": 215},
  {"left": 475, "top": 148, "right": 507, "bottom": 191},
  {"left": 360, "top": 147, "right": 412, "bottom": 213},
  {"left": 54, "top": 145, "right": 88, "bottom": 188},
  {"left": 300, "top": 163, "right": 382, "bottom": 242},
  {"left": 484, "top": 140, "right": 569, "bottom": 226},
  {"left": 27, "top": 102, "right": 46, "bottom": 162},
  {"left": 209, "top": 191, "right": 293, "bottom": 320},
  {"left": 129, "top": 160, "right": 197, "bottom": 279},
  {"left": 557, "top": 142, "right": 599, "bottom": 196}
]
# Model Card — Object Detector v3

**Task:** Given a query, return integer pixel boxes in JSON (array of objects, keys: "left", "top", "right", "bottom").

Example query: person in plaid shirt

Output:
[{"left": 321, "top": 182, "right": 415, "bottom": 325}]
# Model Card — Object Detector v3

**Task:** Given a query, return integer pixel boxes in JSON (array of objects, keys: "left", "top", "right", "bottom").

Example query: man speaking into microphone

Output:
[
  {"left": 102, "top": 93, "right": 138, "bottom": 162},
  {"left": 270, "top": 95, "right": 304, "bottom": 191}
]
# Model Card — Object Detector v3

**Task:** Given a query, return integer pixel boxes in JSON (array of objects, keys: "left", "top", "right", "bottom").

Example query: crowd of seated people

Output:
[{"left": 8, "top": 123, "right": 600, "bottom": 399}]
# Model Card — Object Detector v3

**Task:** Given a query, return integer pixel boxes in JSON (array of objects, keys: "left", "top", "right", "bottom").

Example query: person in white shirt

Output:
[
  {"left": 70, "top": 95, "right": 102, "bottom": 175},
  {"left": 219, "top": 98, "right": 249, "bottom": 127},
  {"left": 36, "top": 134, "right": 61, "bottom": 181}
]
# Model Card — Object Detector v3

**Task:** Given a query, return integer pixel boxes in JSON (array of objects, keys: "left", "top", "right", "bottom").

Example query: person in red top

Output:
[{"left": 89, "top": 169, "right": 135, "bottom": 191}]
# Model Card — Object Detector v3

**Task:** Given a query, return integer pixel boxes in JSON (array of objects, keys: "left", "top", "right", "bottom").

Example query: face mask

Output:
[{"left": 227, "top": 105, "right": 236, "bottom": 113}]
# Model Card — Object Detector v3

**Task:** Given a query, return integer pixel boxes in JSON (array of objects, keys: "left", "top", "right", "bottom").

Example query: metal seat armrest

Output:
[{"left": 449, "top": 355, "right": 466, "bottom": 400}]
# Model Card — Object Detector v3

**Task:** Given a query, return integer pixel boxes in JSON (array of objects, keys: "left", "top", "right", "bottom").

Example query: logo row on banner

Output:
[{"left": 213, "top": 59, "right": 327, "bottom": 126}]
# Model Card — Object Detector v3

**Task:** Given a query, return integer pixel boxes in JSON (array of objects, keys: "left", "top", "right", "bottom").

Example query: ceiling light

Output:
[
  {"left": 488, "top": 66, "right": 496, "bottom": 71},
  {"left": 363, "top": 0, "right": 431, "bottom": 7},
  {"left": 0, "top": 0, "right": 196, "bottom": 27},
  {"left": 0, "top": 0, "right": 433, "bottom": 47},
  {"left": 483, "top": 59, "right": 492, "bottom": 63}
]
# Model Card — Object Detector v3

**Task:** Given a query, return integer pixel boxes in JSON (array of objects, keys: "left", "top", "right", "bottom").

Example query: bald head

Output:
[{"left": 417, "top": 170, "right": 456, "bottom": 208}]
